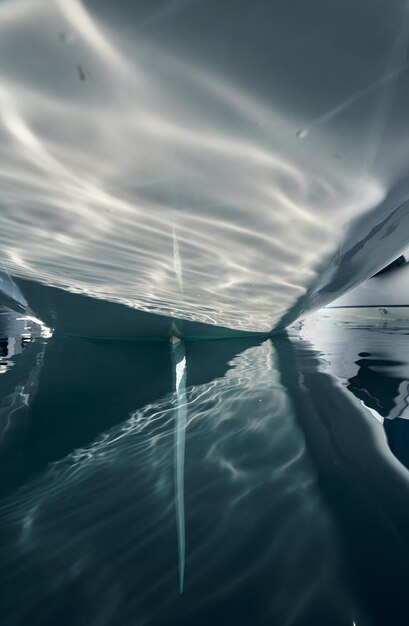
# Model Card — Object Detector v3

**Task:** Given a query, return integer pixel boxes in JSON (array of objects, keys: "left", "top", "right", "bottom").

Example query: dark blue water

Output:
[{"left": 1, "top": 310, "right": 409, "bottom": 626}]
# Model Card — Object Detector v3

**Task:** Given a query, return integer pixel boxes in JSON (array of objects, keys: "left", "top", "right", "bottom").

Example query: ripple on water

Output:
[{"left": 0, "top": 339, "right": 350, "bottom": 626}]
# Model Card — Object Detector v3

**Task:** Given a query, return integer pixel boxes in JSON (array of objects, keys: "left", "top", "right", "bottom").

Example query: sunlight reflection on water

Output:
[
  {"left": 1, "top": 316, "right": 409, "bottom": 624},
  {"left": 0, "top": 338, "right": 349, "bottom": 626}
]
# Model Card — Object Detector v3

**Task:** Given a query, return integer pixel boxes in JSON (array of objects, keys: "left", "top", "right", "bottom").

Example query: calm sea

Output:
[{"left": 1, "top": 309, "right": 409, "bottom": 626}]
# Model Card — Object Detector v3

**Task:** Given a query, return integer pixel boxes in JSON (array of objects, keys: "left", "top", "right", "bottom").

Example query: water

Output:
[
  {"left": 2, "top": 3, "right": 409, "bottom": 623},
  {"left": 1, "top": 310, "right": 409, "bottom": 625}
]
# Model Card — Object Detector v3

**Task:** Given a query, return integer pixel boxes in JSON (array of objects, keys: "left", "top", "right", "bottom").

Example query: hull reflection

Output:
[
  {"left": 1, "top": 324, "right": 409, "bottom": 624},
  {"left": 0, "top": 335, "right": 348, "bottom": 626},
  {"left": 292, "top": 320, "right": 409, "bottom": 625}
]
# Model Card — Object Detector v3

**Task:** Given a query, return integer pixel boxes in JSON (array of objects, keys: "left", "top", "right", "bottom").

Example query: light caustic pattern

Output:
[{"left": 0, "top": 0, "right": 391, "bottom": 331}]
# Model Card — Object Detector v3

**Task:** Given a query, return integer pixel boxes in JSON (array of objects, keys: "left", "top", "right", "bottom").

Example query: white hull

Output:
[
  {"left": 2, "top": 2, "right": 409, "bottom": 335},
  {"left": 324, "top": 307, "right": 409, "bottom": 322},
  {"left": 325, "top": 262, "right": 409, "bottom": 322}
]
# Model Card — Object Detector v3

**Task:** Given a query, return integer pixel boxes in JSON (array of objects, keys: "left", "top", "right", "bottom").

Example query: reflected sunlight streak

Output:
[{"left": 172, "top": 342, "right": 187, "bottom": 593}]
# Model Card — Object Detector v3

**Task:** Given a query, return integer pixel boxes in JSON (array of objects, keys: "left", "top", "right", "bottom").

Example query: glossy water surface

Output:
[{"left": 1, "top": 311, "right": 409, "bottom": 625}]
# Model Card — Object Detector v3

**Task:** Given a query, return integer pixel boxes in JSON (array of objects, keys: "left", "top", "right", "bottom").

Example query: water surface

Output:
[{"left": 1, "top": 311, "right": 409, "bottom": 624}]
